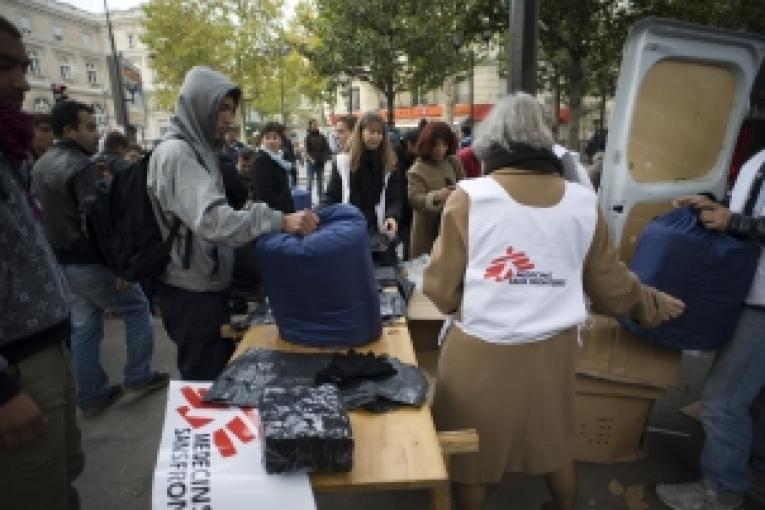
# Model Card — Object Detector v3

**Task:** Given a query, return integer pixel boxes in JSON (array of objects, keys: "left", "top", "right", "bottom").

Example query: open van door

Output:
[{"left": 598, "top": 18, "right": 765, "bottom": 262}]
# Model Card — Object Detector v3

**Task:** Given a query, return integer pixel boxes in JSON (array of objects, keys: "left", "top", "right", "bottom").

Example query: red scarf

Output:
[{"left": 0, "top": 99, "right": 34, "bottom": 166}]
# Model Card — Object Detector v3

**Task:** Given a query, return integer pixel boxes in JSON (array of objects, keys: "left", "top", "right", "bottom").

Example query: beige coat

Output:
[
  {"left": 407, "top": 156, "right": 464, "bottom": 259},
  {"left": 424, "top": 168, "right": 676, "bottom": 481}
]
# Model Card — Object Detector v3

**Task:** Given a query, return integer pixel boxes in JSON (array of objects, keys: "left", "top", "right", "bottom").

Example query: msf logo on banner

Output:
[
  {"left": 176, "top": 385, "right": 259, "bottom": 458},
  {"left": 484, "top": 246, "right": 535, "bottom": 282}
]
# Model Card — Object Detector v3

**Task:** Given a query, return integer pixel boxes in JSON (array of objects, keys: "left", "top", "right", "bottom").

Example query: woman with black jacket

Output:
[
  {"left": 323, "top": 112, "right": 402, "bottom": 236},
  {"left": 251, "top": 122, "right": 295, "bottom": 213}
]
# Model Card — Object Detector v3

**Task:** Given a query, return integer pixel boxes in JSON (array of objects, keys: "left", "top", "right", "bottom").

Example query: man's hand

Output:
[
  {"left": 0, "top": 392, "right": 45, "bottom": 449},
  {"left": 384, "top": 218, "right": 398, "bottom": 236},
  {"left": 282, "top": 210, "right": 320, "bottom": 236},
  {"left": 673, "top": 194, "right": 731, "bottom": 231}
]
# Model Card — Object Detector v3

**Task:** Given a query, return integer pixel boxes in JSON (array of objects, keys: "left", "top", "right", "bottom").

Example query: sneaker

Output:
[
  {"left": 656, "top": 480, "right": 743, "bottom": 510},
  {"left": 81, "top": 384, "right": 124, "bottom": 418},
  {"left": 750, "top": 471, "right": 765, "bottom": 504},
  {"left": 124, "top": 372, "right": 169, "bottom": 396}
]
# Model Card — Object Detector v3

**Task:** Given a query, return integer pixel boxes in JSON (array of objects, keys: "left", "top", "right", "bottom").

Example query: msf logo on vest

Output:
[{"left": 484, "top": 245, "right": 566, "bottom": 287}]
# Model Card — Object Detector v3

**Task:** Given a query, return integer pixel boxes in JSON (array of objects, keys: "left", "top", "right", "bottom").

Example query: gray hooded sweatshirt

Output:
[{"left": 148, "top": 66, "right": 283, "bottom": 292}]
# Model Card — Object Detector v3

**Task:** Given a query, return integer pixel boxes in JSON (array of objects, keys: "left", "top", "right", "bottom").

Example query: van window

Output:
[{"left": 628, "top": 59, "right": 736, "bottom": 183}]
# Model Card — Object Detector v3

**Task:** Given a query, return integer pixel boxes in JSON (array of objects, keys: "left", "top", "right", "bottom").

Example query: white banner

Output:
[{"left": 152, "top": 381, "right": 316, "bottom": 510}]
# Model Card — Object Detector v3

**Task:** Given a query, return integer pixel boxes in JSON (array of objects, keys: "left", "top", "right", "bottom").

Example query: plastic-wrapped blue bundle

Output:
[
  {"left": 254, "top": 204, "right": 382, "bottom": 347},
  {"left": 291, "top": 188, "right": 311, "bottom": 210},
  {"left": 620, "top": 207, "right": 759, "bottom": 350}
]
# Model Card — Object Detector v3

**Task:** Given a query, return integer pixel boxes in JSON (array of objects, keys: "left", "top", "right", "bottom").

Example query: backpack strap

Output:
[
  {"left": 158, "top": 135, "right": 207, "bottom": 271},
  {"left": 743, "top": 159, "right": 765, "bottom": 216}
]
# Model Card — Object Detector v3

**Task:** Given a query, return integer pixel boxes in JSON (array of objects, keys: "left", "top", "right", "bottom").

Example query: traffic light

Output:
[{"left": 50, "top": 83, "right": 68, "bottom": 102}]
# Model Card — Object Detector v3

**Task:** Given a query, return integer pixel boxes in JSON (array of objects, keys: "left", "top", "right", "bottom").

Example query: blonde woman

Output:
[{"left": 324, "top": 112, "right": 402, "bottom": 236}]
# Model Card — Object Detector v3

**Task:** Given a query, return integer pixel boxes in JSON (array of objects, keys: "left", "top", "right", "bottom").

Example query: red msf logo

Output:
[
  {"left": 484, "top": 246, "right": 535, "bottom": 281},
  {"left": 176, "top": 385, "right": 259, "bottom": 458}
]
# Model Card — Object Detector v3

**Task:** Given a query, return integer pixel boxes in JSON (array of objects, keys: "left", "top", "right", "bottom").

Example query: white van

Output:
[{"left": 599, "top": 17, "right": 765, "bottom": 261}]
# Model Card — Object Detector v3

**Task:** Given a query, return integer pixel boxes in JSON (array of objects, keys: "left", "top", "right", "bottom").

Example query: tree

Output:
[
  {"left": 537, "top": 0, "right": 635, "bottom": 151},
  {"left": 630, "top": 0, "right": 765, "bottom": 35},
  {"left": 304, "top": 0, "right": 470, "bottom": 123},
  {"left": 141, "top": 0, "right": 285, "bottom": 132}
]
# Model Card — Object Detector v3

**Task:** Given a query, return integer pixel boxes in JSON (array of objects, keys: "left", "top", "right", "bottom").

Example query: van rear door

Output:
[{"left": 598, "top": 17, "right": 765, "bottom": 261}]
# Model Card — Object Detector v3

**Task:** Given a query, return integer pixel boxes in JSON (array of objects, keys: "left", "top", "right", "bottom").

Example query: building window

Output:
[
  {"left": 411, "top": 87, "right": 423, "bottom": 106},
  {"left": 86, "top": 62, "right": 97, "bottom": 85},
  {"left": 82, "top": 34, "right": 91, "bottom": 49},
  {"left": 28, "top": 50, "right": 42, "bottom": 78},
  {"left": 127, "top": 33, "right": 136, "bottom": 49},
  {"left": 19, "top": 16, "right": 32, "bottom": 35},
  {"left": 52, "top": 26, "right": 63, "bottom": 43},
  {"left": 59, "top": 57, "right": 72, "bottom": 82},
  {"left": 92, "top": 103, "right": 107, "bottom": 127},
  {"left": 33, "top": 97, "right": 51, "bottom": 113},
  {"left": 351, "top": 87, "right": 360, "bottom": 112},
  {"left": 457, "top": 79, "right": 470, "bottom": 103}
]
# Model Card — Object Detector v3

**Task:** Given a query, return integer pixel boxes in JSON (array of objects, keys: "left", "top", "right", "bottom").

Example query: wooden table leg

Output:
[{"left": 431, "top": 480, "right": 451, "bottom": 510}]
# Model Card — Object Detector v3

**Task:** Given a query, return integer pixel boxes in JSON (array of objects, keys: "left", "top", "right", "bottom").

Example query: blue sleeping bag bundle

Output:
[
  {"left": 291, "top": 188, "right": 311, "bottom": 210},
  {"left": 253, "top": 204, "right": 382, "bottom": 347},
  {"left": 620, "top": 206, "right": 759, "bottom": 351}
]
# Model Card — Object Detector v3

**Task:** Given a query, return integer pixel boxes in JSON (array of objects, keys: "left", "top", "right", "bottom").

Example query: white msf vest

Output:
[{"left": 456, "top": 176, "right": 598, "bottom": 345}]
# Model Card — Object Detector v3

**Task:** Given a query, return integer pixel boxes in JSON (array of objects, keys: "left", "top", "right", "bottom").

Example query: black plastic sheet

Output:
[
  {"left": 230, "top": 300, "right": 275, "bottom": 331},
  {"left": 204, "top": 348, "right": 429, "bottom": 413},
  {"left": 379, "top": 290, "right": 406, "bottom": 322},
  {"left": 259, "top": 384, "right": 353, "bottom": 474}
]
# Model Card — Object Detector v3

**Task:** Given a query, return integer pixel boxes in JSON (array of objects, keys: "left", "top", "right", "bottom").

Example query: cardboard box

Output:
[
  {"left": 577, "top": 314, "right": 680, "bottom": 389},
  {"left": 574, "top": 375, "right": 665, "bottom": 463}
]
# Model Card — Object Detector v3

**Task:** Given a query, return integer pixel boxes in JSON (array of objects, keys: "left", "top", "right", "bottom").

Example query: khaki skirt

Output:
[{"left": 432, "top": 325, "right": 577, "bottom": 484}]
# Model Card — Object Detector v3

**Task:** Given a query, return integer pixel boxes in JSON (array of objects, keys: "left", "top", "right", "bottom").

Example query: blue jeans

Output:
[
  {"left": 63, "top": 264, "right": 154, "bottom": 409},
  {"left": 307, "top": 161, "right": 324, "bottom": 201},
  {"left": 701, "top": 306, "right": 765, "bottom": 493}
]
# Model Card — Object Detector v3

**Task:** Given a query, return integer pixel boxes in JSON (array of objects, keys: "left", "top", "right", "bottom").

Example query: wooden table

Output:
[{"left": 232, "top": 319, "right": 451, "bottom": 509}]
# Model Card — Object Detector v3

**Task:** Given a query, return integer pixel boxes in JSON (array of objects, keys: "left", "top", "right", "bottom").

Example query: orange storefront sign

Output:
[{"left": 330, "top": 103, "right": 494, "bottom": 125}]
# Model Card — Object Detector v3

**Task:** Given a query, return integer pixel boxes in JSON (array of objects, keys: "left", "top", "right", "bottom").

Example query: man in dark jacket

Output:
[
  {"left": 33, "top": 100, "right": 168, "bottom": 418},
  {"left": 97, "top": 130, "right": 130, "bottom": 178},
  {"left": 304, "top": 119, "right": 330, "bottom": 200},
  {"left": 0, "top": 16, "right": 83, "bottom": 509}
]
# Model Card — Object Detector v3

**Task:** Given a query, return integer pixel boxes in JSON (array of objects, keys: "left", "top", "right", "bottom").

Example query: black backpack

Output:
[{"left": 84, "top": 148, "right": 192, "bottom": 282}]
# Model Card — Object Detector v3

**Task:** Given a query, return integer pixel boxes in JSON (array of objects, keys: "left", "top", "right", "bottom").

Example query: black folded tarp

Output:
[{"left": 205, "top": 348, "right": 428, "bottom": 413}]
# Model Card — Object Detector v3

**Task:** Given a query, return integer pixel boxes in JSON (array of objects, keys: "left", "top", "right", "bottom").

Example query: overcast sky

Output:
[{"left": 63, "top": 0, "right": 145, "bottom": 13}]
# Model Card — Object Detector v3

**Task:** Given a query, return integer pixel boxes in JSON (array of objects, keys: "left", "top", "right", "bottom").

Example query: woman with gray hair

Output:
[{"left": 423, "top": 93, "right": 684, "bottom": 510}]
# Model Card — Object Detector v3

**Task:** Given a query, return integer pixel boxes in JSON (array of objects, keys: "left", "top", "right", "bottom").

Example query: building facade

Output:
[
  {"left": 2, "top": 0, "right": 172, "bottom": 146},
  {"left": 107, "top": 7, "right": 171, "bottom": 143},
  {"left": 4, "top": 0, "right": 115, "bottom": 132}
]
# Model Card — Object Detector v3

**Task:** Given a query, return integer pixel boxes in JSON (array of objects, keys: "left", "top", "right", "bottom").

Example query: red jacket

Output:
[{"left": 457, "top": 146, "right": 481, "bottom": 178}]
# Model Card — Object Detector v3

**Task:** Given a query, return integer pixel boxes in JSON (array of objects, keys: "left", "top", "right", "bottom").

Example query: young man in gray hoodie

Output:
[{"left": 148, "top": 66, "right": 318, "bottom": 380}]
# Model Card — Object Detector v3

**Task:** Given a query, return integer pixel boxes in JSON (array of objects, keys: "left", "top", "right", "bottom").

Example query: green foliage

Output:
[
  {"left": 304, "top": 0, "right": 474, "bottom": 120},
  {"left": 141, "top": 0, "right": 325, "bottom": 125},
  {"left": 630, "top": 0, "right": 765, "bottom": 34}
]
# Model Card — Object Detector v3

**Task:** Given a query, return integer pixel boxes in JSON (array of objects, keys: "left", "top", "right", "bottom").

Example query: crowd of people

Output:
[{"left": 1, "top": 12, "right": 764, "bottom": 510}]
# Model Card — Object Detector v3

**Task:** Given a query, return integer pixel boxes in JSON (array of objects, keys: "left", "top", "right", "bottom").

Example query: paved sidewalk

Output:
[{"left": 73, "top": 320, "right": 765, "bottom": 510}]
